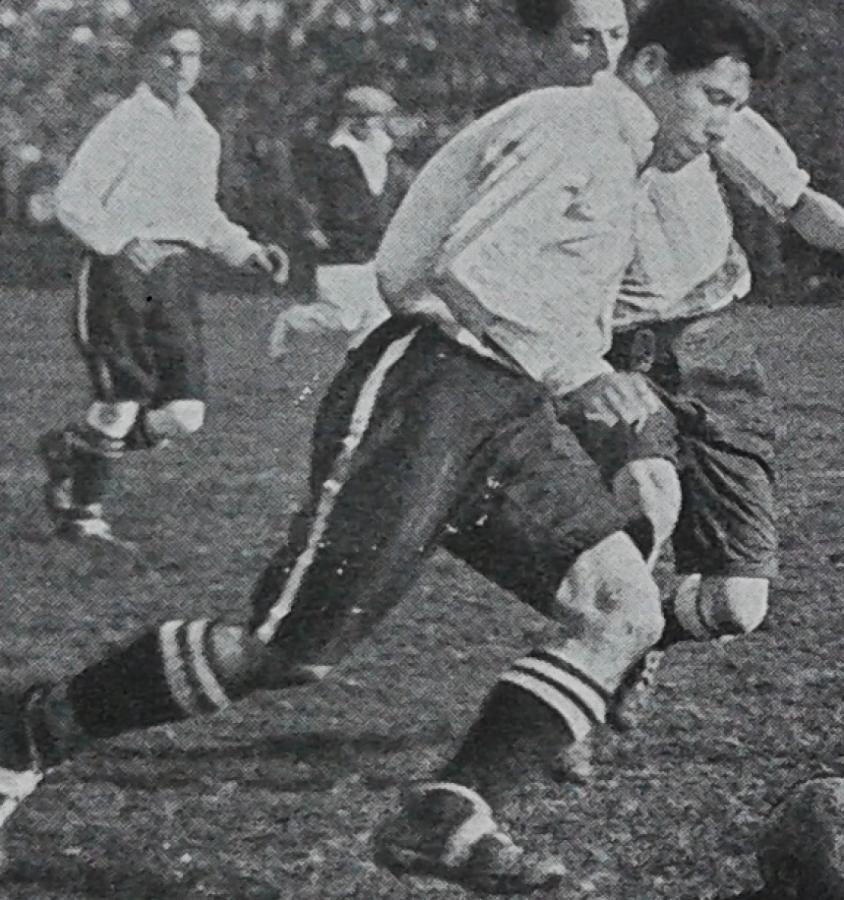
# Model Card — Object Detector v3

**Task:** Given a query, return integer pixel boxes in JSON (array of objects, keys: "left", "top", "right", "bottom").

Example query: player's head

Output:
[
  {"left": 619, "top": 0, "right": 779, "bottom": 171},
  {"left": 134, "top": 5, "right": 204, "bottom": 104},
  {"left": 515, "top": 0, "right": 630, "bottom": 85},
  {"left": 337, "top": 86, "right": 399, "bottom": 152}
]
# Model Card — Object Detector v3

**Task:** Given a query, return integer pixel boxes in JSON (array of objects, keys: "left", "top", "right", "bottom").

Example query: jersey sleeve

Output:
[
  {"left": 713, "top": 107, "right": 810, "bottom": 223},
  {"left": 54, "top": 103, "right": 137, "bottom": 255},
  {"left": 199, "top": 130, "right": 263, "bottom": 267}
]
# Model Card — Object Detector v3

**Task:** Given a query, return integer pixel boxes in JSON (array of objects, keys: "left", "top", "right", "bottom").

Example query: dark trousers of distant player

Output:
[
  {"left": 46, "top": 246, "right": 206, "bottom": 523},
  {"left": 63, "top": 315, "right": 654, "bottom": 760}
]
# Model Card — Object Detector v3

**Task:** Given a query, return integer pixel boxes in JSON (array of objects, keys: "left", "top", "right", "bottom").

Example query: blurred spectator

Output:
[{"left": 269, "top": 84, "right": 415, "bottom": 356}]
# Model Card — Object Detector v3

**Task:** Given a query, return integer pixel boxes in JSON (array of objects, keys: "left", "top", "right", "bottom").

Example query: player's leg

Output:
[
  {"left": 375, "top": 407, "right": 656, "bottom": 892},
  {"left": 552, "top": 394, "right": 683, "bottom": 736},
  {"left": 4, "top": 322, "right": 548, "bottom": 858},
  {"left": 451, "top": 413, "right": 667, "bottom": 789},
  {"left": 660, "top": 305, "right": 777, "bottom": 643},
  {"left": 666, "top": 444, "right": 775, "bottom": 641},
  {"left": 39, "top": 253, "right": 153, "bottom": 548}
]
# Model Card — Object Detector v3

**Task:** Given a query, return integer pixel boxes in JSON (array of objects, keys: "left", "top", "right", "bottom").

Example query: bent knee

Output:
[
  {"left": 708, "top": 576, "right": 770, "bottom": 635},
  {"left": 147, "top": 400, "right": 206, "bottom": 437},
  {"left": 556, "top": 532, "right": 664, "bottom": 653}
]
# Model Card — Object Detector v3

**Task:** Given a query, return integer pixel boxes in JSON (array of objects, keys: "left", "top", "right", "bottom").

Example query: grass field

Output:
[{"left": 2, "top": 285, "right": 844, "bottom": 899}]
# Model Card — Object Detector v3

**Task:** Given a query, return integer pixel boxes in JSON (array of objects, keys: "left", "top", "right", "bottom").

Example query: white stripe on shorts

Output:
[
  {"left": 75, "top": 255, "right": 92, "bottom": 347},
  {"left": 255, "top": 327, "right": 420, "bottom": 644}
]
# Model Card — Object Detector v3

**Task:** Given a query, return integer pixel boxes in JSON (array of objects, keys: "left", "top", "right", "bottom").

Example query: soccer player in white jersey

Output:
[
  {"left": 514, "top": 0, "right": 844, "bottom": 749},
  {"left": 39, "top": 4, "right": 289, "bottom": 553},
  {"left": 0, "top": 1, "right": 778, "bottom": 893}
]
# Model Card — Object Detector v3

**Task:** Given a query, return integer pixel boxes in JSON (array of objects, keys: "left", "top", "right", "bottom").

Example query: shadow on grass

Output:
[
  {"left": 4, "top": 855, "right": 188, "bottom": 900},
  {"left": 65, "top": 724, "right": 453, "bottom": 793}
]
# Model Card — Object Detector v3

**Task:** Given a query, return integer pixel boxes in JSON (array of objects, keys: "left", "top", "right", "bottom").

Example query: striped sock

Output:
[
  {"left": 498, "top": 648, "right": 609, "bottom": 742},
  {"left": 66, "top": 619, "right": 232, "bottom": 741},
  {"left": 439, "top": 650, "right": 610, "bottom": 800},
  {"left": 665, "top": 573, "right": 712, "bottom": 642},
  {"left": 123, "top": 411, "right": 167, "bottom": 451}
]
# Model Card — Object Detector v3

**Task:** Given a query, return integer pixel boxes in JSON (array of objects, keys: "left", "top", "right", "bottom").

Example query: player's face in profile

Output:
[
  {"left": 549, "top": 0, "right": 629, "bottom": 86},
  {"left": 147, "top": 29, "right": 202, "bottom": 104},
  {"left": 644, "top": 54, "right": 751, "bottom": 172}
]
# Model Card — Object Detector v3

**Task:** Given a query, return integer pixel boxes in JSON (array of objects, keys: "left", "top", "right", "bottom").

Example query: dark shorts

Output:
[
  {"left": 249, "top": 317, "right": 643, "bottom": 663},
  {"left": 608, "top": 305, "right": 777, "bottom": 578},
  {"left": 562, "top": 402, "right": 679, "bottom": 486},
  {"left": 74, "top": 246, "right": 205, "bottom": 404}
]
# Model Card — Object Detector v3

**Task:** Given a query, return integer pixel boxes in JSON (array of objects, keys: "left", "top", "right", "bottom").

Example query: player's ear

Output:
[{"left": 624, "top": 43, "right": 671, "bottom": 88}]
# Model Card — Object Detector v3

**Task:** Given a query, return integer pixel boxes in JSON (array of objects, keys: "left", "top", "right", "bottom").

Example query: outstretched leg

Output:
[{"left": 8, "top": 323, "right": 633, "bottom": 884}]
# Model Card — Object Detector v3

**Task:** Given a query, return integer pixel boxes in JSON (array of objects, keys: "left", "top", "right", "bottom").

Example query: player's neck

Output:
[{"left": 142, "top": 81, "right": 189, "bottom": 111}]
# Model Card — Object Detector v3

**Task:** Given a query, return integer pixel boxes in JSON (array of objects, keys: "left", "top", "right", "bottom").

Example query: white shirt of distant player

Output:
[{"left": 54, "top": 83, "right": 259, "bottom": 264}]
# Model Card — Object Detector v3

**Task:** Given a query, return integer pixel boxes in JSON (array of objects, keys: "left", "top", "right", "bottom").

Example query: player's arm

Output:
[
  {"left": 713, "top": 107, "right": 844, "bottom": 253},
  {"left": 201, "top": 132, "right": 289, "bottom": 283},
  {"left": 786, "top": 188, "right": 844, "bottom": 253},
  {"left": 54, "top": 105, "right": 137, "bottom": 256}
]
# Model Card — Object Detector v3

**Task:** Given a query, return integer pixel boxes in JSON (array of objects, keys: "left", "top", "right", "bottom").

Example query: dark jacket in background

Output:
[{"left": 297, "top": 142, "right": 414, "bottom": 266}]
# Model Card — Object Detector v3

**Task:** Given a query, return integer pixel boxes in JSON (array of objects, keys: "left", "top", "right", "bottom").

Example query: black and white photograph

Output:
[{"left": 1, "top": 0, "right": 843, "bottom": 897}]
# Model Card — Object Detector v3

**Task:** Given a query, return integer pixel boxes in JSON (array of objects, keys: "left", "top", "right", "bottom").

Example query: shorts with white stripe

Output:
[{"left": 249, "top": 316, "right": 635, "bottom": 669}]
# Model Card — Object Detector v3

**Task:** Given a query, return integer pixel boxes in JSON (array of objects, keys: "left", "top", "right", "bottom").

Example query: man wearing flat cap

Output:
[{"left": 269, "top": 85, "right": 409, "bottom": 356}]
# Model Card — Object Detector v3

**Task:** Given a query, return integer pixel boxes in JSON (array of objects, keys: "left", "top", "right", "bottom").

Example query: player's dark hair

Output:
[
  {"left": 133, "top": 3, "right": 204, "bottom": 52},
  {"left": 624, "top": 0, "right": 780, "bottom": 80},
  {"left": 514, "top": 0, "right": 571, "bottom": 36}
]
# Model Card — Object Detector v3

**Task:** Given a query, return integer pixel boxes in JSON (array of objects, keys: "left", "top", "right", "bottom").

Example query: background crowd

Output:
[{"left": 2, "top": 0, "right": 844, "bottom": 298}]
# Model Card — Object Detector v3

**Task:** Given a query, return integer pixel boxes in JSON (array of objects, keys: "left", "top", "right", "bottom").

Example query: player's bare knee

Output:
[
  {"left": 709, "top": 576, "right": 770, "bottom": 635},
  {"left": 147, "top": 400, "right": 206, "bottom": 438},
  {"left": 553, "top": 532, "right": 663, "bottom": 681},
  {"left": 86, "top": 401, "right": 140, "bottom": 440}
]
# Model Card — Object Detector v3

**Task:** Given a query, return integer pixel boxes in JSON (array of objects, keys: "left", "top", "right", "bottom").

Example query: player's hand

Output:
[
  {"left": 305, "top": 227, "right": 330, "bottom": 251},
  {"left": 248, "top": 243, "right": 290, "bottom": 286},
  {"left": 567, "top": 371, "right": 661, "bottom": 430},
  {"left": 124, "top": 238, "right": 170, "bottom": 274}
]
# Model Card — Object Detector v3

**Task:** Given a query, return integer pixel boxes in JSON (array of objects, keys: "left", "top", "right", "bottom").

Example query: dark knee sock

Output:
[
  {"left": 64, "top": 619, "right": 235, "bottom": 743},
  {"left": 67, "top": 426, "right": 122, "bottom": 509},
  {"left": 438, "top": 652, "right": 610, "bottom": 802},
  {"left": 123, "top": 411, "right": 165, "bottom": 452}
]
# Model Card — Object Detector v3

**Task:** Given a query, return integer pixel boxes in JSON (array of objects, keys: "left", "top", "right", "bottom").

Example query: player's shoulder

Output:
[
  {"left": 181, "top": 96, "right": 219, "bottom": 140},
  {"left": 92, "top": 91, "right": 142, "bottom": 128},
  {"left": 490, "top": 83, "right": 611, "bottom": 142},
  {"left": 485, "top": 85, "right": 589, "bottom": 125}
]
